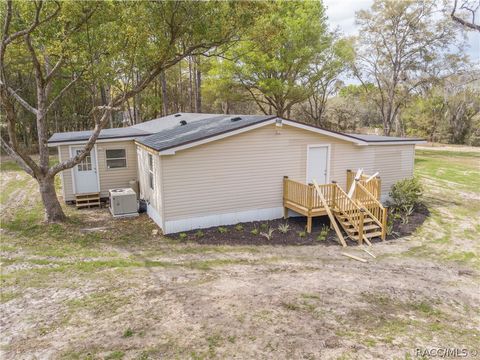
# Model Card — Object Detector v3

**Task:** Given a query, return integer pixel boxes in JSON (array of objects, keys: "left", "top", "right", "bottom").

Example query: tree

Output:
[
  {"left": 354, "top": 0, "right": 465, "bottom": 135},
  {"left": 225, "top": 1, "right": 331, "bottom": 118},
  {"left": 299, "top": 38, "right": 354, "bottom": 126},
  {"left": 0, "top": 0, "right": 257, "bottom": 222}
]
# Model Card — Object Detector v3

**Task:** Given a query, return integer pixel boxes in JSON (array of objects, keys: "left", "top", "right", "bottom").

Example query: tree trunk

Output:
[
  {"left": 160, "top": 70, "right": 168, "bottom": 116},
  {"left": 195, "top": 57, "right": 202, "bottom": 113},
  {"left": 38, "top": 175, "right": 66, "bottom": 222},
  {"left": 188, "top": 57, "right": 194, "bottom": 112}
]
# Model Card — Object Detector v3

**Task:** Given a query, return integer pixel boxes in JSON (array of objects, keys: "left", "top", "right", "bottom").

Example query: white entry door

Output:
[
  {"left": 307, "top": 146, "right": 329, "bottom": 184},
  {"left": 71, "top": 146, "right": 99, "bottom": 194}
]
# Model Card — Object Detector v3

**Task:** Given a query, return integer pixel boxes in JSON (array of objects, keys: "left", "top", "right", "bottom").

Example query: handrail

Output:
[
  {"left": 334, "top": 184, "right": 365, "bottom": 242},
  {"left": 354, "top": 182, "right": 386, "bottom": 228}
]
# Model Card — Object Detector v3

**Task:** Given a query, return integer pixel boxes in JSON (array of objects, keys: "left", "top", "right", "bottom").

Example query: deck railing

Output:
[
  {"left": 333, "top": 185, "right": 365, "bottom": 241},
  {"left": 354, "top": 182, "right": 387, "bottom": 240},
  {"left": 283, "top": 177, "right": 335, "bottom": 210},
  {"left": 346, "top": 170, "right": 381, "bottom": 200}
]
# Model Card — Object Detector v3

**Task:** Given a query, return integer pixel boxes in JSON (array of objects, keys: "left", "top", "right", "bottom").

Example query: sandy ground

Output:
[{"left": 1, "top": 148, "right": 479, "bottom": 359}]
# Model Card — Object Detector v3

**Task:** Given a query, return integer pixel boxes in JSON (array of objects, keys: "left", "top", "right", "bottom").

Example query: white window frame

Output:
[
  {"left": 105, "top": 148, "right": 127, "bottom": 170},
  {"left": 148, "top": 153, "right": 154, "bottom": 190}
]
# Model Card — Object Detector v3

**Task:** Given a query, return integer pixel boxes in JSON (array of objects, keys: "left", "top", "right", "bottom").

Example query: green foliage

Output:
[
  {"left": 234, "top": 224, "right": 244, "bottom": 232},
  {"left": 389, "top": 177, "right": 424, "bottom": 212},
  {"left": 194, "top": 230, "right": 204, "bottom": 238},
  {"left": 260, "top": 223, "right": 268, "bottom": 231},
  {"left": 217, "top": 227, "right": 228, "bottom": 234},
  {"left": 297, "top": 231, "right": 306, "bottom": 238},
  {"left": 178, "top": 233, "right": 188, "bottom": 241},
  {"left": 250, "top": 227, "right": 259, "bottom": 236},
  {"left": 277, "top": 223, "right": 290, "bottom": 234},
  {"left": 316, "top": 225, "right": 329, "bottom": 242}
]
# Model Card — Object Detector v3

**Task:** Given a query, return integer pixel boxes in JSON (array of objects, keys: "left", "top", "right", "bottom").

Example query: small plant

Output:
[
  {"left": 218, "top": 226, "right": 228, "bottom": 234},
  {"left": 297, "top": 230, "right": 306, "bottom": 238},
  {"left": 316, "top": 225, "right": 329, "bottom": 241},
  {"left": 401, "top": 204, "right": 415, "bottom": 224},
  {"left": 122, "top": 328, "right": 134, "bottom": 338},
  {"left": 260, "top": 228, "right": 275, "bottom": 240},
  {"left": 251, "top": 227, "right": 259, "bottom": 235},
  {"left": 178, "top": 232, "right": 188, "bottom": 240},
  {"left": 234, "top": 224, "right": 244, "bottom": 231},
  {"left": 260, "top": 222, "right": 268, "bottom": 231},
  {"left": 194, "top": 230, "right": 204, "bottom": 238},
  {"left": 277, "top": 223, "right": 290, "bottom": 234}
]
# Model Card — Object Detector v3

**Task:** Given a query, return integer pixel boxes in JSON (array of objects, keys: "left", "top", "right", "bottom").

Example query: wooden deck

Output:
[{"left": 283, "top": 171, "right": 387, "bottom": 245}]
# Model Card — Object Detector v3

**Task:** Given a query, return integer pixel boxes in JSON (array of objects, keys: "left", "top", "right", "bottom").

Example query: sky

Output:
[{"left": 323, "top": 0, "right": 479, "bottom": 64}]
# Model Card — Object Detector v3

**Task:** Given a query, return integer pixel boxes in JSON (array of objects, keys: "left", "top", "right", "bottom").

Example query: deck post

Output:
[
  {"left": 346, "top": 169, "right": 353, "bottom": 191},
  {"left": 331, "top": 181, "right": 337, "bottom": 210},
  {"left": 283, "top": 176, "right": 289, "bottom": 219},
  {"left": 358, "top": 208, "right": 365, "bottom": 245},
  {"left": 381, "top": 206, "right": 388, "bottom": 241},
  {"left": 307, "top": 183, "right": 313, "bottom": 233}
]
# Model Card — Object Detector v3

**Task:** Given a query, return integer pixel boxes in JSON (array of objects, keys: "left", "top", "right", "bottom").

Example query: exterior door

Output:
[
  {"left": 71, "top": 146, "right": 99, "bottom": 194},
  {"left": 307, "top": 146, "right": 328, "bottom": 184}
]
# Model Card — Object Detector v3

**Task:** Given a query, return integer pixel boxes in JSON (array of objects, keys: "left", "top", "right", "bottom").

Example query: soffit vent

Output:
[
  {"left": 230, "top": 116, "right": 242, "bottom": 122},
  {"left": 174, "top": 113, "right": 182, "bottom": 117}
]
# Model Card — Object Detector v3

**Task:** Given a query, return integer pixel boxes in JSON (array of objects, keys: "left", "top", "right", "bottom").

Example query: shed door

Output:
[
  {"left": 71, "top": 146, "right": 99, "bottom": 194},
  {"left": 307, "top": 146, "right": 328, "bottom": 184}
]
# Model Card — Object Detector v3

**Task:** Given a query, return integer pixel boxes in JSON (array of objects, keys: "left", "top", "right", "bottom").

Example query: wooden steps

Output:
[
  {"left": 335, "top": 211, "right": 383, "bottom": 243},
  {"left": 75, "top": 193, "right": 100, "bottom": 208}
]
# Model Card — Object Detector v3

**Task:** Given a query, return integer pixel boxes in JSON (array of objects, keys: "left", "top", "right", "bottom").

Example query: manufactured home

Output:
[{"left": 48, "top": 113, "right": 424, "bottom": 236}]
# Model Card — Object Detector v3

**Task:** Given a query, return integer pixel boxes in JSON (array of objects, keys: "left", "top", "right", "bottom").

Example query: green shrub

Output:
[
  {"left": 297, "top": 231, "right": 306, "bottom": 238},
  {"left": 178, "top": 232, "right": 188, "bottom": 240},
  {"left": 389, "top": 177, "right": 423, "bottom": 212},
  {"left": 260, "top": 222, "right": 268, "bottom": 231},
  {"left": 218, "top": 227, "right": 228, "bottom": 234},
  {"left": 194, "top": 230, "right": 204, "bottom": 238},
  {"left": 251, "top": 227, "right": 259, "bottom": 235}
]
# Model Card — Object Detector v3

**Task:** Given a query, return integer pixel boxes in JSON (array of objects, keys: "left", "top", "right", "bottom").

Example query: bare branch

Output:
[
  {"left": 451, "top": 0, "right": 480, "bottom": 31},
  {"left": 0, "top": 81, "right": 38, "bottom": 114},
  {"left": 0, "top": 138, "right": 35, "bottom": 177}
]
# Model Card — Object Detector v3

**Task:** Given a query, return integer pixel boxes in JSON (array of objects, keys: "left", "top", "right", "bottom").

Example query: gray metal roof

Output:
[
  {"left": 48, "top": 127, "right": 150, "bottom": 143},
  {"left": 132, "top": 113, "right": 219, "bottom": 133},
  {"left": 48, "top": 112, "right": 425, "bottom": 148},
  {"left": 136, "top": 114, "right": 275, "bottom": 151}
]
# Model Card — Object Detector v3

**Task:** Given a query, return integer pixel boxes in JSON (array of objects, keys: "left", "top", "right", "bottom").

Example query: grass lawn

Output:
[{"left": 1, "top": 147, "right": 479, "bottom": 359}]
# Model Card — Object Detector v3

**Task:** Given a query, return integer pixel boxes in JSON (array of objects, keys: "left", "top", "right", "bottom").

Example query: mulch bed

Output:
[{"left": 167, "top": 205, "right": 430, "bottom": 247}]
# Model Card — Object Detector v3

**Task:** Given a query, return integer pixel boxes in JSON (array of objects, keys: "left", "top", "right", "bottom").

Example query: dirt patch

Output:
[
  {"left": 389, "top": 204, "right": 430, "bottom": 239},
  {"left": 167, "top": 207, "right": 429, "bottom": 246}
]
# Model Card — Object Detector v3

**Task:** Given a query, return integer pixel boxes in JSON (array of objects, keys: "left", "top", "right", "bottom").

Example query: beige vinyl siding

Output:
[
  {"left": 58, "top": 140, "right": 139, "bottom": 201},
  {"left": 58, "top": 145, "right": 74, "bottom": 201},
  {"left": 161, "top": 124, "right": 415, "bottom": 221},
  {"left": 136, "top": 146, "right": 163, "bottom": 216}
]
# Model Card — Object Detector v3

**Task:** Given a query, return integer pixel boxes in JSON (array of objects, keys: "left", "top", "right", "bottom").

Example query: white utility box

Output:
[{"left": 109, "top": 188, "right": 138, "bottom": 217}]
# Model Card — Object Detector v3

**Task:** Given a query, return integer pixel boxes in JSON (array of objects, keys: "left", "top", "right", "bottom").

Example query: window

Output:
[
  {"left": 106, "top": 149, "right": 127, "bottom": 169},
  {"left": 76, "top": 149, "right": 92, "bottom": 171},
  {"left": 148, "top": 153, "right": 154, "bottom": 190}
]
